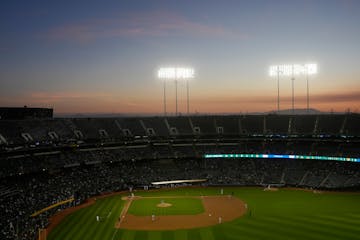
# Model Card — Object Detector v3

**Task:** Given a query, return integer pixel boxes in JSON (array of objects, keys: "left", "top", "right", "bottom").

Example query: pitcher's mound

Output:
[{"left": 157, "top": 202, "right": 172, "bottom": 208}]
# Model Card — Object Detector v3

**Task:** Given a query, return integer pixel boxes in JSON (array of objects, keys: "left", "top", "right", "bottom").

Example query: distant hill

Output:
[
  {"left": 54, "top": 108, "right": 352, "bottom": 118},
  {"left": 267, "top": 108, "right": 322, "bottom": 115}
]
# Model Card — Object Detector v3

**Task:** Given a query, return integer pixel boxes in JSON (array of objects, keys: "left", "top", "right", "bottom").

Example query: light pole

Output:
[
  {"left": 276, "top": 66, "right": 283, "bottom": 112},
  {"left": 291, "top": 64, "right": 295, "bottom": 114},
  {"left": 186, "top": 79, "right": 190, "bottom": 115},
  {"left": 303, "top": 63, "right": 317, "bottom": 114},
  {"left": 277, "top": 69, "right": 280, "bottom": 112},
  {"left": 175, "top": 79, "right": 178, "bottom": 116},
  {"left": 163, "top": 80, "right": 167, "bottom": 116},
  {"left": 306, "top": 65, "right": 310, "bottom": 113},
  {"left": 269, "top": 65, "right": 283, "bottom": 113}
]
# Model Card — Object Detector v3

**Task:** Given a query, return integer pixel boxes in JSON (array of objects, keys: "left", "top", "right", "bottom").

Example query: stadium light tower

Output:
[
  {"left": 163, "top": 79, "right": 167, "bottom": 116},
  {"left": 269, "top": 63, "right": 317, "bottom": 114},
  {"left": 304, "top": 63, "right": 317, "bottom": 113},
  {"left": 175, "top": 79, "right": 178, "bottom": 115},
  {"left": 158, "top": 67, "right": 194, "bottom": 116},
  {"left": 269, "top": 66, "right": 283, "bottom": 112},
  {"left": 186, "top": 79, "right": 190, "bottom": 115},
  {"left": 291, "top": 65, "right": 295, "bottom": 114}
]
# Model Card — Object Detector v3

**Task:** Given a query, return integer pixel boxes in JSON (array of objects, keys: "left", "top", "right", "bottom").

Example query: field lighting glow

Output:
[
  {"left": 158, "top": 67, "right": 194, "bottom": 79},
  {"left": 269, "top": 63, "right": 317, "bottom": 77},
  {"left": 204, "top": 153, "right": 360, "bottom": 163}
]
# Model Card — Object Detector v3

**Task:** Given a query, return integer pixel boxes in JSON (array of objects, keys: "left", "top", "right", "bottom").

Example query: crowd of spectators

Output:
[{"left": 0, "top": 149, "right": 359, "bottom": 239}]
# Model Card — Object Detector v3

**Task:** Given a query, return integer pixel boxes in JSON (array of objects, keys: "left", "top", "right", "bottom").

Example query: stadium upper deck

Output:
[{"left": 0, "top": 114, "right": 359, "bottom": 147}]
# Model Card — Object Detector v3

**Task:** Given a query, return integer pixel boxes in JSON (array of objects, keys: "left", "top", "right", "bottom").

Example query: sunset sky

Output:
[{"left": 0, "top": 0, "right": 359, "bottom": 114}]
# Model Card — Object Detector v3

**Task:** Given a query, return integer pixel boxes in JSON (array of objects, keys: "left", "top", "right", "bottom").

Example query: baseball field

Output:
[{"left": 47, "top": 187, "right": 360, "bottom": 240}]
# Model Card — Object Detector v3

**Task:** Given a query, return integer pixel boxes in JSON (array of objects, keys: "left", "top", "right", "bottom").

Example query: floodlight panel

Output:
[
  {"left": 306, "top": 63, "right": 317, "bottom": 75},
  {"left": 269, "top": 63, "right": 317, "bottom": 77},
  {"left": 281, "top": 65, "right": 293, "bottom": 76},
  {"left": 293, "top": 65, "right": 303, "bottom": 75},
  {"left": 158, "top": 68, "right": 174, "bottom": 79},
  {"left": 269, "top": 66, "right": 278, "bottom": 76},
  {"left": 158, "top": 67, "right": 194, "bottom": 80}
]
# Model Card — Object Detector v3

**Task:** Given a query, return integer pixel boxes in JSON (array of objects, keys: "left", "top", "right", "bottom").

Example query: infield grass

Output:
[
  {"left": 47, "top": 187, "right": 360, "bottom": 240},
  {"left": 128, "top": 197, "right": 204, "bottom": 216}
]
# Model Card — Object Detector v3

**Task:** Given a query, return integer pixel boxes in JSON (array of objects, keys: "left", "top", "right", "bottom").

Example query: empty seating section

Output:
[
  {"left": 117, "top": 118, "right": 146, "bottom": 136},
  {"left": 21, "top": 120, "right": 54, "bottom": 142},
  {"left": 317, "top": 115, "right": 343, "bottom": 135},
  {"left": 0, "top": 115, "right": 359, "bottom": 145},
  {"left": 266, "top": 115, "right": 289, "bottom": 134},
  {"left": 74, "top": 118, "right": 122, "bottom": 139},
  {"left": 72, "top": 118, "right": 102, "bottom": 139},
  {"left": 141, "top": 117, "right": 169, "bottom": 136},
  {"left": 0, "top": 121, "right": 23, "bottom": 144},
  {"left": 343, "top": 114, "right": 360, "bottom": 136},
  {"left": 214, "top": 116, "right": 239, "bottom": 135},
  {"left": 292, "top": 115, "right": 316, "bottom": 135},
  {"left": 166, "top": 117, "right": 193, "bottom": 135},
  {"left": 91, "top": 118, "right": 122, "bottom": 139},
  {"left": 241, "top": 115, "right": 263, "bottom": 134},
  {"left": 190, "top": 116, "right": 216, "bottom": 135},
  {"left": 44, "top": 119, "right": 75, "bottom": 140}
]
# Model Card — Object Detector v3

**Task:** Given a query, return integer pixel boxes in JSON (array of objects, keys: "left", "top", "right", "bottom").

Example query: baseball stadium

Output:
[
  {"left": 2, "top": 1, "right": 360, "bottom": 240},
  {"left": 1, "top": 113, "right": 360, "bottom": 240}
]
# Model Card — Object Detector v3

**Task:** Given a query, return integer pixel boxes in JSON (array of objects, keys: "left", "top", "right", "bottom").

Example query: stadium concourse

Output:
[{"left": 0, "top": 114, "right": 360, "bottom": 239}]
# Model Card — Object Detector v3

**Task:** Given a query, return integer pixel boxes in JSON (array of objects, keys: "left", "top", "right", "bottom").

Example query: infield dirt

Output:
[{"left": 116, "top": 195, "right": 247, "bottom": 230}]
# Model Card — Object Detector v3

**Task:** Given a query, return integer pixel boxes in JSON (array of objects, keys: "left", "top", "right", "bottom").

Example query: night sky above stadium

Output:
[{"left": 0, "top": 0, "right": 359, "bottom": 114}]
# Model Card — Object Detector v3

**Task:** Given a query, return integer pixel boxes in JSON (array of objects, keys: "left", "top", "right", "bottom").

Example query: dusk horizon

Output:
[{"left": 1, "top": 0, "right": 359, "bottom": 114}]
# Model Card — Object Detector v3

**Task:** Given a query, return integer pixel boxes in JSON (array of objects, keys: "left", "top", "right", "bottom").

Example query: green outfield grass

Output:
[
  {"left": 128, "top": 197, "right": 204, "bottom": 216},
  {"left": 47, "top": 187, "right": 360, "bottom": 240}
]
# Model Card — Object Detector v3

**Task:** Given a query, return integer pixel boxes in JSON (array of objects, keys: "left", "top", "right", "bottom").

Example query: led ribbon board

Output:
[
  {"left": 204, "top": 153, "right": 360, "bottom": 163},
  {"left": 158, "top": 67, "right": 194, "bottom": 79},
  {"left": 269, "top": 64, "right": 317, "bottom": 77}
]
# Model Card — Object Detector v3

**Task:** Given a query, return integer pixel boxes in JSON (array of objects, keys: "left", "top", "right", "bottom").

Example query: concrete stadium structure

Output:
[{"left": 0, "top": 114, "right": 359, "bottom": 239}]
